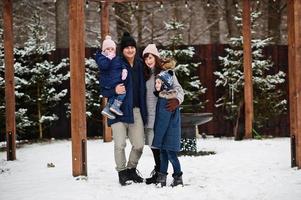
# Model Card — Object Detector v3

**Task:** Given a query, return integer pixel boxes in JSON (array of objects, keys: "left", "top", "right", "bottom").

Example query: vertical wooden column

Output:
[
  {"left": 3, "top": 0, "right": 16, "bottom": 161},
  {"left": 100, "top": 0, "right": 112, "bottom": 142},
  {"left": 69, "top": 0, "right": 87, "bottom": 176},
  {"left": 288, "top": 0, "right": 301, "bottom": 168},
  {"left": 242, "top": 0, "right": 253, "bottom": 139}
]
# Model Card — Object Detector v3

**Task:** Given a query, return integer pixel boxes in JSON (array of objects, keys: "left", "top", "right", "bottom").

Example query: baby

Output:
[{"left": 95, "top": 35, "right": 127, "bottom": 119}]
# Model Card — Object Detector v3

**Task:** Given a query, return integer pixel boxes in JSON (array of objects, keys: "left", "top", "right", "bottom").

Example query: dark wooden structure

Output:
[
  {"left": 3, "top": 0, "right": 16, "bottom": 160},
  {"left": 2, "top": 0, "right": 301, "bottom": 174},
  {"left": 69, "top": 0, "right": 87, "bottom": 176},
  {"left": 242, "top": 0, "right": 253, "bottom": 139},
  {"left": 100, "top": 0, "right": 112, "bottom": 142},
  {"left": 288, "top": 0, "right": 301, "bottom": 168},
  {"left": 197, "top": 45, "right": 288, "bottom": 138}
]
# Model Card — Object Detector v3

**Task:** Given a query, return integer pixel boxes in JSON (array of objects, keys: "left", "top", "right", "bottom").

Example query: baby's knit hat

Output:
[
  {"left": 142, "top": 44, "right": 160, "bottom": 58},
  {"left": 102, "top": 35, "right": 116, "bottom": 51}
]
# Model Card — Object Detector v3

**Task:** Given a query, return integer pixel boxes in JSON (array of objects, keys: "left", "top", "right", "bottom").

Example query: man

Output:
[{"left": 100, "top": 32, "right": 147, "bottom": 186}]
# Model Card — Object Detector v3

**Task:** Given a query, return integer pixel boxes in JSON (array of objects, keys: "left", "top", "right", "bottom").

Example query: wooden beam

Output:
[
  {"left": 242, "top": 0, "right": 253, "bottom": 139},
  {"left": 295, "top": 0, "right": 301, "bottom": 169},
  {"left": 288, "top": 0, "right": 297, "bottom": 167},
  {"left": 89, "top": 0, "right": 157, "bottom": 3},
  {"left": 69, "top": 0, "right": 87, "bottom": 177},
  {"left": 100, "top": 0, "right": 113, "bottom": 142},
  {"left": 288, "top": 0, "right": 301, "bottom": 168},
  {"left": 3, "top": 0, "right": 16, "bottom": 161}
]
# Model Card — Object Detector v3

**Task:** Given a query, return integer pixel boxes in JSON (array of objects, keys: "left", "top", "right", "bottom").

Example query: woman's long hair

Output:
[{"left": 143, "top": 53, "right": 162, "bottom": 81}]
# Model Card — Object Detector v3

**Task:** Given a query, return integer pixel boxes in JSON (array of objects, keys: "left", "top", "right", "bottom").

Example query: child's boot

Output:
[
  {"left": 171, "top": 172, "right": 183, "bottom": 187},
  {"left": 156, "top": 172, "right": 167, "bottom": 187},
  {"left": 110, "top": 99, "right": 123, "bottom": 116},
  {"left": 101, "top": 103, "right": 116, "bottom": 119}
]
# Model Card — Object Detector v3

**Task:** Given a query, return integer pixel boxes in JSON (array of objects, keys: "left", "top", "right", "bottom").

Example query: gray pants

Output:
[{"left": 111, "top": 108, "right": 144, "bottom": 172}]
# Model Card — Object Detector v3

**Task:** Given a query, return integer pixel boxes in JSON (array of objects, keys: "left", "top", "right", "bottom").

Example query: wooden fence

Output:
[
  {"left": 196, "top": 44, "right": 289, "bottom": 137},
  {"left": 0, "top": 45, "right": 289, "bottom": 141}
]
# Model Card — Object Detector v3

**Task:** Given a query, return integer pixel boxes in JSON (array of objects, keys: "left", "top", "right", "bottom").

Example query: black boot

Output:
[
  {"left": 171, "top": 172, "right": 183, "bottom": 187},
  {"left": 156, "top": 172, "right": 167, "bottom": 187},
  {"left": 145, "top": 169, "right": 159, "bottom": 185},
  {"left": 127, "top": 168, "right": 144, "bottom": 183},
  {"left": 118, "top": 169, "right": 130, "bottom": 186}
]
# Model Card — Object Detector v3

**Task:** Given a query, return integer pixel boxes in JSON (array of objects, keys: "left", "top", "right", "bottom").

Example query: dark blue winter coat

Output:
[
  {"left": 100, "top": 55, "right": 147, "bottom": 126},
  {"left": 152, "top": 98, "right": 181, "bottom": 152},
  {"left": 95, "top": 51, "right": 126, "bottom": 89}
]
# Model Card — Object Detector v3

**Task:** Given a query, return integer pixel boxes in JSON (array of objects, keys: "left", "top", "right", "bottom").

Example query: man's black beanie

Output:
[{"left": 120, "top": 32, "right": 136, "bottom": 52}]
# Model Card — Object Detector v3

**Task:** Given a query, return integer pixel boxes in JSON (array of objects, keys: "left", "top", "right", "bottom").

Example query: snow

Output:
[{"left": 0, "top": 138, "right": 300, "bottom": 200}]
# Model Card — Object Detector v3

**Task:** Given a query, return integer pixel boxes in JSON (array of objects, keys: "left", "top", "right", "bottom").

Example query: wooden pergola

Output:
[{"left": 2, "top": 0, "right": 301, "bottom": 177}]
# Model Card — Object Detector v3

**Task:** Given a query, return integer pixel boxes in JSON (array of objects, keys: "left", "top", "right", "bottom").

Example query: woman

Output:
[
  {"left": 100, "top": 32, "right": 147, "bottom": 186},
  {"left": 142, "top": 44, "right": 184, "bottom": 186}
]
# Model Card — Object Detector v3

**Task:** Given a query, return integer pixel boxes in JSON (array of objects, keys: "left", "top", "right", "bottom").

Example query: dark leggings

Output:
[{"left": 151, "top": 148, "right": 160, "bottom": 171}]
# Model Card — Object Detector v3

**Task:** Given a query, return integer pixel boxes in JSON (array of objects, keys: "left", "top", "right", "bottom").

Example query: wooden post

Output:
[
  {"left": 242, "top": 0, "right": 253, "bottom": 139},
  {"left": 100, "top": 0, "right": 112, "bottom": 142},
  {"left": 69, "top": 0, "right": 87, "bottom": 176},
  {"left": 288, "top": 0, "right": 301, "bottom": 168},
  {"left": 3, "top": 0, "right": 16, "bottom": 161}
]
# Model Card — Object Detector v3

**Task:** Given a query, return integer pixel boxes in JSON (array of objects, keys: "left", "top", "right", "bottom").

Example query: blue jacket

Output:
[
  {"left": 95, "top": 51, "right": 126, "bottom": 89},
  {"left": 100, "top": 55, "right": 147, "bottom": 126},
  {"left": 152, "top": 98, "right": 181, "bottom": 152}
]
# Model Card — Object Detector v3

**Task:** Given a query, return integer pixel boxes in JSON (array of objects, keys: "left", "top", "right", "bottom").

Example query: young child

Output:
[
  {"left": 95, "top": 35, "right": 128, "bottom": 119},
  {"left": 152, "top": 59, "right": 184, "bottom": 187}
]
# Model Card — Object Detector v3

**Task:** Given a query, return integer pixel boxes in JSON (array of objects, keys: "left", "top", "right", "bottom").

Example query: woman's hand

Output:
[{"left": 115, "top": 83, "right": 126, "bottom": 94}]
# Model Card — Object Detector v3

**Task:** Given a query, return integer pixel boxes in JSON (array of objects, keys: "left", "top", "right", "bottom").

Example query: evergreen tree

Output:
[
  {"left": 85, "top": 58, "right": 101, "bottom": 122},
  {"left": 160, "top": 19, "right": 207, "bottom": 109},
  {"left": 14, "top": 12, "right": 69, "bottom": 139},
  {"left": 159, "top": 19, "right": 207, "bottom": 154},
  {"left": 64, "top": 57, "right": 101, "bottom": 128},
  {"left": 0, "top": 28, "right": 33, "bottom": 138},
  {"left": 214, "top": 10, "right": 287, "bottom": 138}
]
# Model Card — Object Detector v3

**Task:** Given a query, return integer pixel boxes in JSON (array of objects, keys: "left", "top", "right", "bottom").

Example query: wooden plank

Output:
[
  {"left": 242, "top": 0, "right": 253, "bottom": 139},
  {"left": 89, "top": 0, "right": 155, "bottom": 3},
  {"left": 288, "top": 0, "right": 297, "bottom": 167},
  {"left": 100, "top": 0, "right": 112, "bottom": 142},
  {"left": 3, "top": 0, "right": 16, "bottom": 161},
  {"left": 288, "top": 0, "right": 301, "bottom": 168},
  {"left": 205, "top": 44, "right": 215, "bottom": 135},
  {"left": 69, "top": 0, "right": 87, "bottom": 177},
  {"left": 295, "top": 0, "right": 301, "bottom": 168},
  {"left": 288, "top": 0, "right": 295, "bottom": 166}
]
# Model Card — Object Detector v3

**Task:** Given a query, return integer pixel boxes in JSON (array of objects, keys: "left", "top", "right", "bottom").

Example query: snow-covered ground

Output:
[{"left": 0, "top": 137, "right": 300, "bottom": 200}]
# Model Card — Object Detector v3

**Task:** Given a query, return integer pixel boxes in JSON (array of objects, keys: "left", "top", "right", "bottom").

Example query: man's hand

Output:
[
  {"left": 166, "top": 98, "right": 179, "bottom": 112},
  {"left": 115, "top": 83, "right": 126, "bottom": 94}
]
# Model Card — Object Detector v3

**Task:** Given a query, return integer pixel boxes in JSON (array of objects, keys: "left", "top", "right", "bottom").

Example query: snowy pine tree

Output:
[
  {"left": 160, "top": 19, "right": 207, "bottom": 108},
  {"left": 85, "top": 58, "right": 101, "bottom": 121},
  {"left": 0, "top": 28, "right": 5, "bottom": 135},
  {"left": 214, "top": 10, "right": 287, "bottom": 138},
  {"left": 0, "top": 28, "right": 33, "bottom": 138},
  {"left": 159, "top": 19, "right": 207, "bottom": 154},
  {"left": 64, "top": 57, "right": 101, "bottom": 126},
  {"left": 14, "top": 12, "right": 69, "bottom": 139}
]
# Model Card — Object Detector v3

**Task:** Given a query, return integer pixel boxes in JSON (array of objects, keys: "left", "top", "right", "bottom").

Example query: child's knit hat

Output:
[
  {"left": 142, "top": 44, "right": 160, "bottom": 58},
  {"left": 102, "top": 35, "right": 116, "bottom": 51},
  {"left": 156, "top": 70, "right": 174, "bottom": 90}
]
